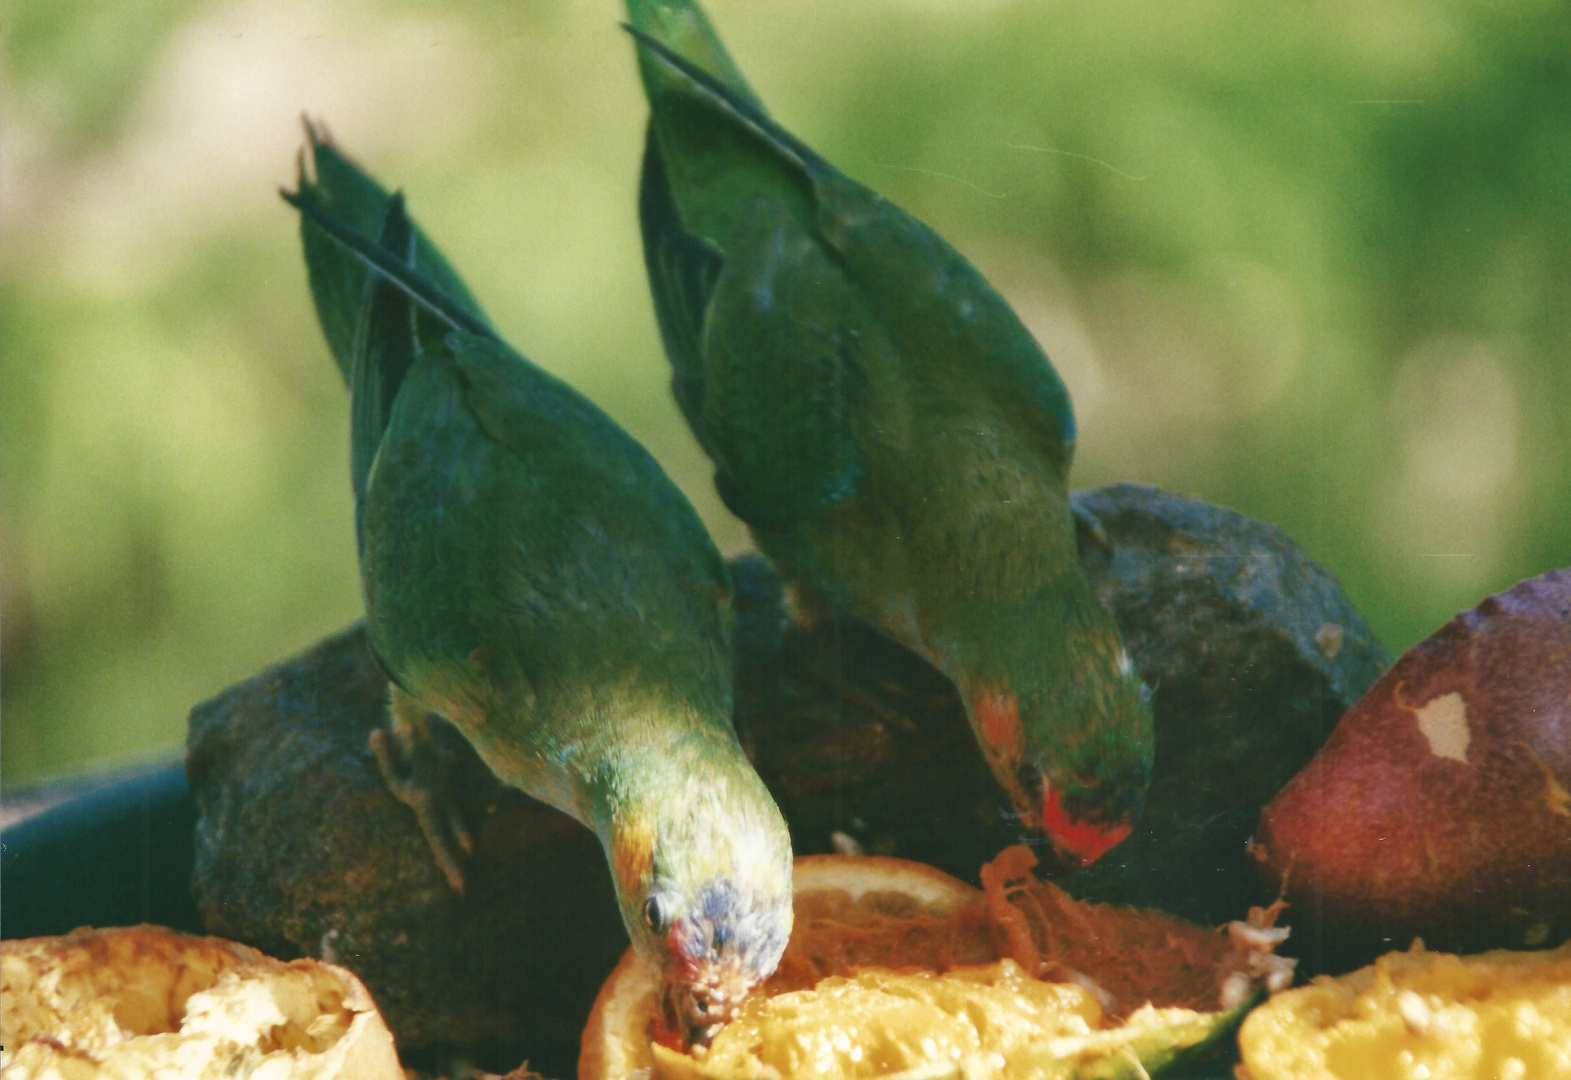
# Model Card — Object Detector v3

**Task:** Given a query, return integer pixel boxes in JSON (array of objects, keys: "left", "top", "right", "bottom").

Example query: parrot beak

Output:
[
  {"left": 1041, "top": 785, "right": 1133, "bottom": 867},
  {"left": 665, "top": 956, "right": 761, "bottom": 1048}
]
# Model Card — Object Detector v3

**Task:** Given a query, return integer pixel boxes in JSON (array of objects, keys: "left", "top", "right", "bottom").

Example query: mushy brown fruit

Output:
[{"left": 1253, "top": 568, "right": 1571, "bottom": 956}]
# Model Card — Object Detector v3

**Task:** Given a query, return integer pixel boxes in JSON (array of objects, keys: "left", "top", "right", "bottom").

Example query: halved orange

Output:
[
  {"left": 581, "top": 855, "right": 987, "bottom": 1080},
  {"left": 581, "top": 849, "right": 1286, "bottom": 1080},
  {"left": 1237, "top": 939, "right": 1571, "bottom": 1080},
  {"left": 0, "top": 924, "right": 402, "bottom": 1079}
]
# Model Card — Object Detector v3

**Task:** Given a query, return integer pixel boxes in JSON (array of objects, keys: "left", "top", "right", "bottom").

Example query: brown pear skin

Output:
[{"left": 1254, "top": 568, "right": 1571, "bottom": 956}]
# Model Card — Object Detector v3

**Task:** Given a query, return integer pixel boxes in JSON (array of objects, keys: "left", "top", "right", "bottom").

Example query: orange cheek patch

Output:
[
  {"left": 612, "top": 815, "right": 658, "bottom": 889},
  {"left": 972, "top": 689, "right": 1024, "bottom": 761}
]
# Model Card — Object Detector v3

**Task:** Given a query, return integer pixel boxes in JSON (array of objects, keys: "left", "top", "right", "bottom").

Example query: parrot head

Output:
[
  {"left": 608, "top": 766, "right": 794, "bottom": 1046},
  {"left": 970, "top": 637, "right": 1154, "bottom": 870}
]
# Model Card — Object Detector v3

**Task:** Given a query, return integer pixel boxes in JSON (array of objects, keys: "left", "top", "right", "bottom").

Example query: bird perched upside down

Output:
[
  {"left": 286, "top": 130, "right": 792, "bottom": 1042},
  {"left": 624, "top": 1, "right": 1155, "bottom": 867}
]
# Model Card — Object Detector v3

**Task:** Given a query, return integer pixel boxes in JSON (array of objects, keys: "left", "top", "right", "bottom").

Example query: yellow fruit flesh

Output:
[
  {"left": 587, "top": 856, "right": 1270, "bottom": 1080},
  {"left": 653, "top": 959, "right": 1239, "bottom": 1080},
  {"left": 1, "top": 928, "right": 401, "bottom": 1080},
  {"left": 1239, "top": 942, "right": 1571, "bottom": 1080}
]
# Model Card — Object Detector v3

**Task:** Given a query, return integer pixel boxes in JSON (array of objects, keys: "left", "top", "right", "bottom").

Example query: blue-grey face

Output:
[
  {"left": 611, "top": 752, "right": 795, "bottom": 1044},
  {"left": 641, "top": 876, "right": 793, "bottom": 1044}
]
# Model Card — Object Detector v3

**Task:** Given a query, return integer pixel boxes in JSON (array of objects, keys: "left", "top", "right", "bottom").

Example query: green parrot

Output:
[
  {"left": 624, "top": 2, "right": 1154, "bottom": 867},
  {"left": 285, "top": 129, "right": 793, "bottom": 1041}
]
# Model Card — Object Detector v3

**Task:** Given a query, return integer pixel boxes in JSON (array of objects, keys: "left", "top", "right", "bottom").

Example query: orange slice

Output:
[
  {"left": 581, "top": 855, "right": 986, "bottom": 1080},
  {"left": 1238, "top": 939, "right": 1571, "bottom": 1080},
  {"left": 581, "top": 850, "right": 1284, "bottom": 1080},
  {"left": 0, "top": 924, "right": 402, "bottom": 1079}
]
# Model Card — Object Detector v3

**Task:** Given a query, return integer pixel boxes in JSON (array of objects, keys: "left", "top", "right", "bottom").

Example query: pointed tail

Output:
[
  {"left": 289, "top": 121, "right": 492, "bottom": 384},
  {"left": 623, "top": 0, "right": 760, "bottom": 108},
  {"left": 284, "top": 139, "right": 498, "bottom": 554}
]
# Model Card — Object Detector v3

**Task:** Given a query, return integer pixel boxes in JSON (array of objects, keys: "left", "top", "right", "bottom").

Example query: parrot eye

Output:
[
  {"left": 643, "top": 895, "right": 671, "bottom": 934},
  {"left": 1015, "top": 762, "right": 1046, "bottom": 808}
]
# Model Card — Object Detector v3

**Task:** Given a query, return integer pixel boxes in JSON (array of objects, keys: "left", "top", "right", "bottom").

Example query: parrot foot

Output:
[
  {"left": 370, "top": 689, "right": 474, "bottom": 895},
  {"left": 782, "top": 581, "right": 835, "bottom": 630},
  {"left": 818, "top": 673, "right": 922, "bottom": 736},
  {"left": 796, "top": 623, "right": 924, "bottom": 736}
]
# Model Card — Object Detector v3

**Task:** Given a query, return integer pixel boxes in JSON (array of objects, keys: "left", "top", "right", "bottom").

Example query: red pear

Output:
[{"left": 1254, "top": 569, "right": 1571, "bottom": 954}]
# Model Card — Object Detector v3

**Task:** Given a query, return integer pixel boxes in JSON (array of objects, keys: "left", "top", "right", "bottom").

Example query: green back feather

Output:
[{"left": 625, "top": 1, "right": 1156, "bottom": 839}]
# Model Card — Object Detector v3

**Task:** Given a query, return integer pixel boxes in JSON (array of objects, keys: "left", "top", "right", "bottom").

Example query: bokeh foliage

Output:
[{"left": 4, "top": 0, "right": 1568, "bottom": 784}]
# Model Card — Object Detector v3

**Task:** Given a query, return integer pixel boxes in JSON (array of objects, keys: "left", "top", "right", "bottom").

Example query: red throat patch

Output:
[
  {"left": 666, "top": 925, "right": 698, "bottom": 979},
  {"left": 1042, "top": 788, "right": 1132, "bottom": 867}
]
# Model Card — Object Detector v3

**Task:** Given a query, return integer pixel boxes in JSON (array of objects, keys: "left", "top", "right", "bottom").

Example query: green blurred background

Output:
[{"left": 4, "top": 0, "right": 1568, "bottom": 786}]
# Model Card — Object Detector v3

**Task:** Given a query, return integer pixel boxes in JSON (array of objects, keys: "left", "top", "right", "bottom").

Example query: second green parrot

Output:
[
  {"left": 286, "top": 130, "right": 792, "bottom": 1042},
  {"left": 625, "top": 1, "right": 1154, "bottom": 866}
]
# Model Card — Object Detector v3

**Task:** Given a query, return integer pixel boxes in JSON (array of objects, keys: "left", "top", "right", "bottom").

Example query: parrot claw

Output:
[
  {"left": 783, "top": 581, "right": 835, "bottom": 630},
  {"left": 369, "top": 719, "right": 473, "bottom": 895}
]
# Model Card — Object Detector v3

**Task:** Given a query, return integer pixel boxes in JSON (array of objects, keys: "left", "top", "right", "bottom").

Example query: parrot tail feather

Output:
[
  {"left": 622, "top": 0, "right": 759, "bottom": 107},
  {"left": 281, "top": 188, "right": 495, "bottom": 343},
  {"left": 283, "top": 186, "right": 496, "bottom": 553},
  {"left": 623, "top": 25, "right": 823, "bottom": 176}
]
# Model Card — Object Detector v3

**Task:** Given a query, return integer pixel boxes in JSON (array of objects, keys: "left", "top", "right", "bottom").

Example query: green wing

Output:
[
  {"left": 637, "top": 130, "right": 722, "bottom": 446},
  {"left": 293, "top": 122, "right": 492, "bottom": 382},
  {"left": 630, "top": 19, "right": 1077, "bottom": 535},
  {"left": 633, "top": 28, "right": 861, "bottom": 529},
  {"left": 628, "top": 0, "right": 761, "bottom": 451},
  {"left": 695, "top": 196, "right": 875, "bottom": 529},
  {"left": 346, "top": 196, "right": 418, "bottom": 556},
  {"left": 293, "top": 173, "right": 733, "bottom": 731}
]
